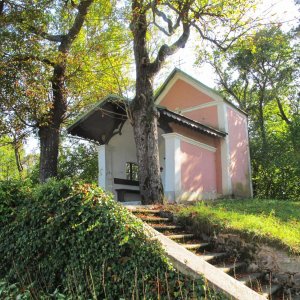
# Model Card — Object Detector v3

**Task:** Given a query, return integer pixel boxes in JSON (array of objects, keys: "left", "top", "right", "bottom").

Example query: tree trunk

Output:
[
  {"left": 131, "top": 79, "right": 164, "bottom": 204},
  {"left": 39, "top": 125, "right": 60, "bottom": 182},
  {"left": 130, "top": 0, "right": 164, "bottom": 204},
  {"left": 39, "top": 63, "right": 66, "bottom": 182},
  {"left": 13, "top": 143, "right": 23, "bottom": 175},
  {"left": 258, "top": 97, "right": 267, "bottom": 153}
]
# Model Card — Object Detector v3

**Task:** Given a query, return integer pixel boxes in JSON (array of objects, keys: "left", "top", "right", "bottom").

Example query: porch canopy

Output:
[{"left": 67, "top": 95, "right": 226, "bottom": 143}]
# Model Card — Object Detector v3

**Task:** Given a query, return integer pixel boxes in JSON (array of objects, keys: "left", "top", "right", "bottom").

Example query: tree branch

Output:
[
  {"left": 40, "top": 32, "right": 65, "bottom": 43},
  {"left": 8, "top": 55, "right": 55, "bottom": 67},
  {"left": 12, "top": 108, "right": 37, "bottom": 128},
  {"left": 149, "top": 22, "right": 190, "bottom": 74},
  {"left": 0, "top": 0, "right": 5, "bottom": 15},
  {"left": 59, "top": 0, "right": 94, "bottom": 52},
  {"left": 151, "top": 4, "right": 181, "bottom": 36},
  {"left": 29, "top": 25, "right": 65, "bottom": 42},
  {"left": 30, "top": 0, "right": 93, "bottom": 48},
  {"left": 275, "top": 96, "right": 291, "bottom": 125}
]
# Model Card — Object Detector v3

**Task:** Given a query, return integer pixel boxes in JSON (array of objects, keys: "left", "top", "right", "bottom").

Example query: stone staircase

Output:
[{"left": 131, "top": 207, "right": 285, "bottom": 300}]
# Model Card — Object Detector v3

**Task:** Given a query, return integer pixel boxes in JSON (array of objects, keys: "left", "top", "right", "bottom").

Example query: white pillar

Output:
[
  {"left": 217, "top": 103, "right": 232, "bottom": 195},
  {"left": 245, "top": 118, "right": 254, "bottom": 197},
  {"left": 162, "top": 133, "right": 181, "bottom": 202},
  {"left": 98, "top": 144, "right": 107, "bottom": 189}
]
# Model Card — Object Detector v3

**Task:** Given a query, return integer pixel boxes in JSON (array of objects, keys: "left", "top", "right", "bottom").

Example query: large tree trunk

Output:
[
  {"left": 130, "top": 0, "right": 190, "bottom": 203},
  {"left": 39, "top": 125, "right": 60, "bottom": 182},
  {"left": 130, "top": 0, "right": 164, "bottom": 204},
  {"left": 131, "top": 77, "right": 164, "bottom": 204},
  {"left": 39, "top": 63, "right": 66, "bottom": 182}
]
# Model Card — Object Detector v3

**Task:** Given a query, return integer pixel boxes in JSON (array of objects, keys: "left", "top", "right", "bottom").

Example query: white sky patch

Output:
[{"left": 24, "top": 136, "right": 39, "bottom": 155}]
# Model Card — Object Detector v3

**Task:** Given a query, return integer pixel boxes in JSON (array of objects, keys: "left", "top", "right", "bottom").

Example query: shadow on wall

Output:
[
  {"left": 227, "top": 108, "right": 251, "bottom": 197},
  {"left": 180, "top": 141, "right": 217, "bottom": 200}
]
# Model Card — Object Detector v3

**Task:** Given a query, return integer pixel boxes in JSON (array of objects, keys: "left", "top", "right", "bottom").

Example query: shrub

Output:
[
  {"left": 0, "top": 180, "right": 215, "bottom": 299},
  {"left": 0, "top": 179, "right": 32, "bottom": 227}
]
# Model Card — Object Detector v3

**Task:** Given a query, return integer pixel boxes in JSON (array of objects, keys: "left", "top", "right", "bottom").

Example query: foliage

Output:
[
  {"left": 0, "top": 280, "right": 32, "bottom": 300},
  {"left": 28, "top": 140, "right": 98, "bottom": 184},
  {"left": 173, "top": 199, "right": 300, "bottom": 254},
  {"left": 0, "top": 0, "right": 131, "bottom": 181},
  {"left": 0, "top": 179, "right": 32, "bottom": 227},
  {"left": 58, "top": 140, "right": 98, "bottom": 183},
  {"left": 0, "top": 179, "right": 219, "bottom": 299},
  {"left": 199, "top": 26, "right": 300, "bottom": 200},
  {"left": 0, "top": 136, "right": 23, "bottom": 180}
]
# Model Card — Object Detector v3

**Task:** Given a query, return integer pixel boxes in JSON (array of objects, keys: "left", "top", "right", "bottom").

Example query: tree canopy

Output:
[
  {"left": 0, "top": 0, "right": 131, "bottom": 181},
  {"left": 199, "top": 26, "right": 300, "bottom": 199}
]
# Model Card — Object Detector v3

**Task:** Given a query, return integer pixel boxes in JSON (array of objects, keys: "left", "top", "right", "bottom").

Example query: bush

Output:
[
  {"left": 0, "top": 179, "right": 32, "bottom": 227},
  {"left": 0, "top": 179, "right": 215, "bottom": 299}
]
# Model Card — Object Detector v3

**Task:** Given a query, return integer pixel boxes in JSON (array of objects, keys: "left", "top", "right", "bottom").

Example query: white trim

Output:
[
  {"left": 162, "top": 132, "right": 216, "bottom": 152},
  {"left": 163, "top": 133, "right": 182, "bottom": 202},
  {"left": 218, "top": 103, "right": 232, "bottom": 195},
  {"left": 181, "top": 100, "right": 221, "bottom": 113},
  {"left": 226, "top": 103, "right": 247, "bottom": 119},
  {"left": 98, "top": 145, "right": 106, "bottom": 189},
  {"left": 156, "top": 72, "right": 224, "bottom": 105},
  {"left": 217, "top": 102, "right": 227, "bottom": 132},
  {"left": 156, "top": 75, "right": 177, "bottom": 105},
  {"left": 245, "top": 118, "right": 253, "bottom": 197}
]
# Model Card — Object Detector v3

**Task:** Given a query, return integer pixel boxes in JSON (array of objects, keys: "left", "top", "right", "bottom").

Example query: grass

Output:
[{"left": 173, "top": 199, "right": 300, "bottom": 254}]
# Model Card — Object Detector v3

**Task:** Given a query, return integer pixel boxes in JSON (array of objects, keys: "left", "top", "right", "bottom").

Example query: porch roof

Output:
[
  {"left": 67, "top": 95, "right": 226, "bottom": 144},
  {"left": 158, "top": 107, "right": 226, "bottom": 138}
]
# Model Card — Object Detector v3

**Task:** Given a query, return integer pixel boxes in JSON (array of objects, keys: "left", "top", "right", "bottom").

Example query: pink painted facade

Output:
[
  {"left": 157, "top": 69, "right": 252, "bottom": 200},
  {"left": 183, "top": 106, "right": 219, "bottom": 128},
  {"left": 227, "top": 107, "right": 252, "bottom": 197},
  {"left": 159, "top": 79, "right": 214, "bottom": 110},
  {"left": 181, "top": 141, "right": 217, "bottom": 197}
]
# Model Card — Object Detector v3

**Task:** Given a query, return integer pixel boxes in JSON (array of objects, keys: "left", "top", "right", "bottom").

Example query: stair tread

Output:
[
  {"left": 132, "top": 209, "right": 161, "bottom": 214},
  {"left": 260, "top": 284, "right": 282, "bottom": 297},
  {"left": 238, "top": 272, "right": 264, "bottom": 285},
  {"left": 152, "top": 225, "right": 182, "bottom": 230},
  {"left": 199, "top": 252, "right": 228, "bottom": 261},
  {"left": 141, "top": 217, "right": 170, "bottom": 222},
  {"left": 167, "top": 233, "right": 195, "bottom": 239},
  {"left": 217, "top": 262, "right": 246, "bottom": 273},
  {"left": 180, "top": 243, "right": 210, "bottom": 250}
]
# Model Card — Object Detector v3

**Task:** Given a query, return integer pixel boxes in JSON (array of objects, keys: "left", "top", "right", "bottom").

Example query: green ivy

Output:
[{"left": 0, "top": 179, "right": 220, "bottom": 299}]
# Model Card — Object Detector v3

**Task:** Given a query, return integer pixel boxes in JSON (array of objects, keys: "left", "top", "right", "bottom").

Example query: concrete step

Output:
[
  {"left": 260, "top": 284, "right": 282, "bottom": 298},
  {"left": 140, "top": 216, "right": 171, "bottom": 223},
  {"left": 238, "top": 272, "right": 264, "bottom": 286},
  {"left": 152, "top": 225, "right": 182, "bottom": 232},
  {"left": 132, "top": 209, "right": 161, "bottom": 215},
  {"left": 167, "top": 233, "right": 195, "bottom": 241},
  {"left": 180, "top": 242, "right": 210, "bottom": 251},
  {"left": 217, "top": 262, "right": 247, "bottom": 274},
  {"left": 199, "top": 252, "right": 228, "bottom": 262}
]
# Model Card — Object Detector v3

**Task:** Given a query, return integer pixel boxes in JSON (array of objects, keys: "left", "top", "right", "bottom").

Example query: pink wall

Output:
[
  {"left": 215, "top": 139, "right": 223, "bottom": 194},
  {"left": 181, "top": 141, "right": 217, "bottom": 195},
  {"left": 159, "top": 79, "right": 214, "bottom": 111},
  {"left": 183, "top": 106, "right": 219, "bottom": 128},
  {"left": 170, "top": 123, "right": 217, "bottom": 148},
  {"left": 227, "top": 107, "right": 251, "bottom": 197}
]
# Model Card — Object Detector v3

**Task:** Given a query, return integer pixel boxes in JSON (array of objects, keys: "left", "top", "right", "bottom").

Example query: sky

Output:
[
  {"left": 157, "top": 0, "right": 300, "bottom": 88},
  {"left": 25, "top": 0, "right": 300, "bottom": 154}
]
